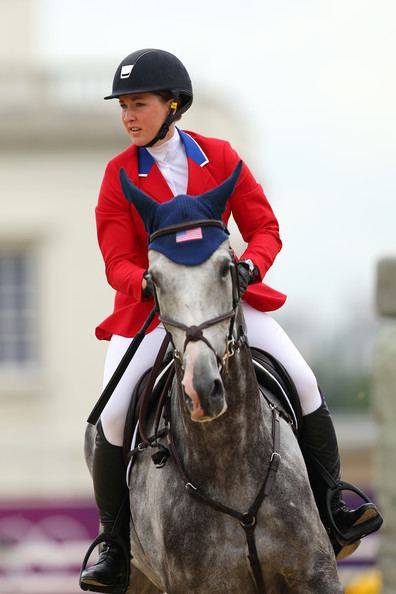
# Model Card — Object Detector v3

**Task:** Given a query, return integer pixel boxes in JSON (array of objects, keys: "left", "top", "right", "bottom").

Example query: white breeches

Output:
[{"left": 101, "top": 303, "right": 322, "bottom": 445}]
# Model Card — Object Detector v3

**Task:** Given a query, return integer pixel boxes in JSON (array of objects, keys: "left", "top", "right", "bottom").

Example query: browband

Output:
[{"left": 149, "top": 219, "right": 228, "bottom": 242}]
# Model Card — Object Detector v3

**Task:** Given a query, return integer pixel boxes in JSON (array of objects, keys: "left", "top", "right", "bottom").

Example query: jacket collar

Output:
[{"left": 138, "top": 128, "right": 209, "bottom": 177}]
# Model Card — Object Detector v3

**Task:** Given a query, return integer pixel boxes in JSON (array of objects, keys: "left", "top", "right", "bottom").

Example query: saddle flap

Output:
[
  {"left": 123, "top": 354, "right": 174, "bottom": 458},
  {"left": 251, "top": 347, "right": 303, "bottom": 434}
]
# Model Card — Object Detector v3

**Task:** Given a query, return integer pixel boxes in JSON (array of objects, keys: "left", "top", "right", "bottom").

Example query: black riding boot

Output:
[
  {"left": 299, "top": 397, "right": 383, "bottom": 560},
  {"left": 80, "top": 421, "right": 130, "bottom": 594}
]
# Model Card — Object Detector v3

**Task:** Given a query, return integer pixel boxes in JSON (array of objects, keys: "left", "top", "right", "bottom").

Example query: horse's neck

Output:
[{"left": 171, "top": 345, "right": 272, "bottom": 491}]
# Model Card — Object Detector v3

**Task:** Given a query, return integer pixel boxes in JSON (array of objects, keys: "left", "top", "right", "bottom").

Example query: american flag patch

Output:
[{"left": 175, "top": 227, "right": 203, "bottom": 243}]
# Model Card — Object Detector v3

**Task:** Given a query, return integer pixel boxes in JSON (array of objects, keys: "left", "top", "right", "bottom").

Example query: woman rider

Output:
[{"left": 80, "top": 48, "right": 382, "bottom": 593}]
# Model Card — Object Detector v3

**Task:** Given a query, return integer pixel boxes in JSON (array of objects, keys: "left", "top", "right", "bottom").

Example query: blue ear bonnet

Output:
[
  {"left": 119, "top": 161, "right": 242, "bottom": 265},
  {"left": 148, "top": 195, "right": 230, "bottom": 265}
]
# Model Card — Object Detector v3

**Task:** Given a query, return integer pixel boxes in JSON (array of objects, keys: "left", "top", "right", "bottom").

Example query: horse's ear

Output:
[
  {"left": 119, "top": 168, "right": 158, "bottom": 231},
  {"left": 198, "top": 161, "right": 243, "bottom": 217}
]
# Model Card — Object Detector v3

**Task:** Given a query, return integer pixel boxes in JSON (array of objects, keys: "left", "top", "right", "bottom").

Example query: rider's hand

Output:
[
  {"left": 237, "top": 260, "right": 258, "bottom": 297},
  {"left": 142, "top": 270, "right": 153, "bottom": 300}
]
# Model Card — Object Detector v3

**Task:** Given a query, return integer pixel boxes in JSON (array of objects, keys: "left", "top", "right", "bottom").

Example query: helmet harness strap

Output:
[{"left": 144, "top": 100, "right": 178, "bottom": 148}]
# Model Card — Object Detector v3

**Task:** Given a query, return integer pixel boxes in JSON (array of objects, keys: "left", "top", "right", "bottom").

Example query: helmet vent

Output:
[{"left": 120, "top": 64, "right": 134, "bottom": 79}]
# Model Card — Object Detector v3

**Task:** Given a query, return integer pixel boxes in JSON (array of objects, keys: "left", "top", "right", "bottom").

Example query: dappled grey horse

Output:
[{"left": 86, "top": 164, "right": 343, "bottom": 593}]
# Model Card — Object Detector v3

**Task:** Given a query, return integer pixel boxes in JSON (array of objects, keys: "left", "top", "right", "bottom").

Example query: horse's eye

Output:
[{"left": 220, "top": 261, "right": 230, "bottom": 277}]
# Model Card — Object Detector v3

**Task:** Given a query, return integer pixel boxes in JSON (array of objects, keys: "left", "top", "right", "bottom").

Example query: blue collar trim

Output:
[
  {"left": 178, "top": 129, "right": 209, "bottom": 167},
  {"left": 138, "top": 147, "right": 154, "bottom": 177},
  {"left": 138, "top": 129, "right": 209, "bottom": 177}
]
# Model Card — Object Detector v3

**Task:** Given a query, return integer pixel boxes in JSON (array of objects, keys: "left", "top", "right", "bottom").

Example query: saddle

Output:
[{"left": 122, "top": 347, "right": 303, "bottom": 458}]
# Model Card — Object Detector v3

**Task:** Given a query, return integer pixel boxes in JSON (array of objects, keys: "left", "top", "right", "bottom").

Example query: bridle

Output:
[
  {"left": 147, "top": 219, "right": 243, "bottom": 372},
  {"left": 160, "top": 310, "right": 237, "bottom": 371}
]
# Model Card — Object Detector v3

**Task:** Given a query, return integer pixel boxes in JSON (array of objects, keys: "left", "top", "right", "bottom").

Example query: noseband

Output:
[
  {"left": 160, "top": 309, "right": 236, "bottom": 369},
  {"left": 148, "top": 219, "right": 242, "bottom": 370}
]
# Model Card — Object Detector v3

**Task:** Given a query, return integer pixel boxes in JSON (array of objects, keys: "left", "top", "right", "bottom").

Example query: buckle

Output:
[{"left": 239, "top": 512, "right": 256, "bottom": 528}]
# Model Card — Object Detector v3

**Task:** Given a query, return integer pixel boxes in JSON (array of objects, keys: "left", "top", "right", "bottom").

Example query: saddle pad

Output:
[{"left": 250, "top": 348, "right": 302, "bottom": 434}]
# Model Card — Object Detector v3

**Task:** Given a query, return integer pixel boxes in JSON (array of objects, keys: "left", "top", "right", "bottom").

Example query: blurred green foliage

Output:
[{"left": 313, "top": 361, "right": 371, "bottom": 412}]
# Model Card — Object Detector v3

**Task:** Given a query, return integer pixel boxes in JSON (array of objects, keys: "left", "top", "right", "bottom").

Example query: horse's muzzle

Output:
[
  {"left": 183, "top": 378, "right": 227, "bottom": 422},
  {"left": 182, "top": 344, "right": 227, "bottom": 422}
]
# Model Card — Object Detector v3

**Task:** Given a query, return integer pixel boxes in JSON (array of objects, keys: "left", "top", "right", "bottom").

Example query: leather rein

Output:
[{"left": 132, "top": 219, "right": 282, "bottom": 594}]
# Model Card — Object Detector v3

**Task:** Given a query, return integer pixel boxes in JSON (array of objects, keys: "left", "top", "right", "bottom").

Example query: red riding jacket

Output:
[{"left": 95, "top": 129, "right": 286, "bottom": 340}]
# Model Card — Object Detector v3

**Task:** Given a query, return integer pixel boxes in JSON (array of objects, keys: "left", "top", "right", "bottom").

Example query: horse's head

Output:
[{"left": 120, "top": 162, "right": 242, "bottom": 422}]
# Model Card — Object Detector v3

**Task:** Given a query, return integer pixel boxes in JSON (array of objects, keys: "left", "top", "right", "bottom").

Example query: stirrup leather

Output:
[
  {"left": 326, "top": 481, "right": 383, "bottom": 545},
  {"left": 79, "top": 532, "right": 130, "bottom": 594}
]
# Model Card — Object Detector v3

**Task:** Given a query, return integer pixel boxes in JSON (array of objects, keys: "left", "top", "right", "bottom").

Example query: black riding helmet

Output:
[{"left": 105, "top": 48, "right": 193, "bottom": 147}]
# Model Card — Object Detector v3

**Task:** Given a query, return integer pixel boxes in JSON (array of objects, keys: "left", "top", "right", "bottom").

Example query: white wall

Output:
[{"left": 0, "top": 148, "right": 113, "bottom": 497}]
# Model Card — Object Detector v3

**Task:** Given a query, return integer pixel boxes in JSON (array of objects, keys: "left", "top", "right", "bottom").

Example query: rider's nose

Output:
[{"left": 123, "top": 109, "right": 135, "bottom": 122}]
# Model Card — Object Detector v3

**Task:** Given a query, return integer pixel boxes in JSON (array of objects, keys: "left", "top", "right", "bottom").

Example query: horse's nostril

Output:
[{"left": 210, "top": 379, "right": 223, "bottom": 401}]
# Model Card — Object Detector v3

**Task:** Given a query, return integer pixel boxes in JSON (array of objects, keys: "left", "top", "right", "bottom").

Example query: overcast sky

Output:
[{"left": 34, "top": 0, "right": 395, "bottom": 345}]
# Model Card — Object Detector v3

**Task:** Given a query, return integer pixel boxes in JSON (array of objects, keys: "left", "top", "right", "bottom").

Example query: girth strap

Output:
[{"left": 168, "top": 405, "right": 281, "bottom": 594}]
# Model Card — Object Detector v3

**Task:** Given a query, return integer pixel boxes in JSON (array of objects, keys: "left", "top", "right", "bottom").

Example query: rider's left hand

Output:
[
  {"left": 142, "top": 270, "right": 154, "bottom": 300},
  {"left": 237, "top": 260, "right": 258, "bottom": 297}
]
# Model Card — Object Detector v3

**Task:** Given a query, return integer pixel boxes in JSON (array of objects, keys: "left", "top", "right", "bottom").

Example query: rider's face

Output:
[{"left": 119, "top": 93, "right": 174, "bottom": 147}]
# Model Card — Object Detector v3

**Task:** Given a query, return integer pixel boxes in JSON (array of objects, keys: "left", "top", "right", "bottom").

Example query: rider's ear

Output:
[
  {"left": 197, "top": 160, "right": 243, "bottom": 218},
  {"left": 119, "top": 168, "right": 158, "bottom": 231}
]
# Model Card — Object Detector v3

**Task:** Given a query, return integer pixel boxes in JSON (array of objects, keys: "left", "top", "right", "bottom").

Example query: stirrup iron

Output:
[
  {"left": 79, "top": 532, "right": 130, "bottom": 594},
  {"left": 326, "top": 480, "right": 383, "bottom": 545}
]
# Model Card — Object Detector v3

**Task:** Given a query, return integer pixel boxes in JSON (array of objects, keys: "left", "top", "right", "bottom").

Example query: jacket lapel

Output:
[
  {"left": 178, "top": 129, "right": 218, "bottom": 196},
  {"left": 137, "top": 147, "right": 173, "bottom": 202}
]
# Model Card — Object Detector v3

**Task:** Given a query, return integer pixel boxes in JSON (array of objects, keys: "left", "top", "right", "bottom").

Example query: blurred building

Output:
[{"left": 1, "top": 1, "right": 120, "bottom": 502}]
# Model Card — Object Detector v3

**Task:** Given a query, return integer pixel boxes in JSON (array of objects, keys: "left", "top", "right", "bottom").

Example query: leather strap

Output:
[
  {"left": 87, "top": 307, "right": 157, "bottom": 425},
  {"left": 137, "top": 334, "right": 171, "bottom": 446},
  {"left": 149, "top": 219, "right": 228, "bottom": 242},
  {"left": 168, "top": 403, "right": 281, "bottom": 593}
]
